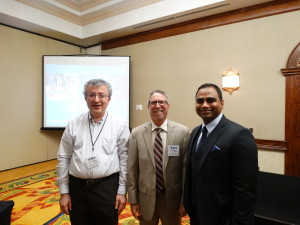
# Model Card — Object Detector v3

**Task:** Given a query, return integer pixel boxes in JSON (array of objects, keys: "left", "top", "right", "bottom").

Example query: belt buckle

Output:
[{"left": 86, "top": 179, "right": 94, "bottom": 186}]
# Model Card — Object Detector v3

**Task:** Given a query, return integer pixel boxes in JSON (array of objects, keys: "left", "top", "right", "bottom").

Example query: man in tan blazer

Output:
[{"left": 127, "top": 90, "right": 190, "bottom": 225}]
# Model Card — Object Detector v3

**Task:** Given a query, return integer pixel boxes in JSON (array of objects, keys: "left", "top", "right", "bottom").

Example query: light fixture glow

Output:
[{"left": 222, "top": 67, "right": 239, "bottom": 94}]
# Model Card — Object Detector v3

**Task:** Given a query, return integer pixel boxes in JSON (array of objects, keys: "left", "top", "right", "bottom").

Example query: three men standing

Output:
[{"left": 57, "top": 80, "right": 258, "bottom": 225}]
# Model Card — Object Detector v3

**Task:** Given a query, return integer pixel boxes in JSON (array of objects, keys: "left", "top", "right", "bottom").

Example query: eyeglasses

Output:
[
  {"left": 148, "top": 100, "right": 168, "bottom": 106},
  {"left": 87, "top": 93, "right": 110, "bottom": 99}
]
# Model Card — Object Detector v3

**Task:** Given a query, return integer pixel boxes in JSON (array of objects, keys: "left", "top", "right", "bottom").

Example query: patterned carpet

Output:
[{"left": 0, "top": 170, "right": 190, "bottom": 224}]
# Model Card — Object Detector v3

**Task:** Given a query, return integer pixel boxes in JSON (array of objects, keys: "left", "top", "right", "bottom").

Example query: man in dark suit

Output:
[
  {"left": 128, "top": 90, "right": 190, "bottom": 225},
  {"left": 184, "top": 83, "right": 258, "bottom": 225}
]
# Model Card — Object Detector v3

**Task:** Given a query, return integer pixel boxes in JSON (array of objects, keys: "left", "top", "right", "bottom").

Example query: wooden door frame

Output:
[{"left": 281, "top": 42, "right": 300, "bottom": 176}]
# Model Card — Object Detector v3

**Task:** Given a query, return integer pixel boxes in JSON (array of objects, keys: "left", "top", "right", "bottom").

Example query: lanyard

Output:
[{"left": 88, "top": 112, "right": 108, "bottom": 151}]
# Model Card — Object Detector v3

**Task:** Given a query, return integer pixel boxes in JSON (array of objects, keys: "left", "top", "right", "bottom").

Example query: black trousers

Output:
[{"left": 69, "top": 173, "right": 119, "bottom": 225}]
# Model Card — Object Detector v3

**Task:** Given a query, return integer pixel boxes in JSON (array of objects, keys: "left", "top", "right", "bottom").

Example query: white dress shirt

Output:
[
  {"left": 196, "top": 113, "right": 223, "bottom": 148},
  {"left": 56, "top": 110, "right": 130, "bottom": 195}
]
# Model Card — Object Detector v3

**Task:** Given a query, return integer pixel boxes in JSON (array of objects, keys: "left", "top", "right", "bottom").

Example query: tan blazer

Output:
[{"left": 127, "top": 120, "right": 190, "bottom": 221}]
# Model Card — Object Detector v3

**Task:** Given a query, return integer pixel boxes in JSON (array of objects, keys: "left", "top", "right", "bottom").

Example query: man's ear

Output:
[{"left": 221, "top": 99, "right": 224, "bottom": 105}]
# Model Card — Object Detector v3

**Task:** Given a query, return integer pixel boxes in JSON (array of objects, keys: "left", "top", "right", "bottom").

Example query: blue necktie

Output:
[
  {"left": 195, "top": 126, "right": 208, "bottom": 154},
  {"left": 199, "top": 126, "right": 208, "bottom": 147}
]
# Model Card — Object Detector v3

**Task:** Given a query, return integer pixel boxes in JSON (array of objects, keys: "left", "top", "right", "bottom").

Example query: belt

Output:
[{"left": 69, "top": 173, "right": 119, "bottom": 187}]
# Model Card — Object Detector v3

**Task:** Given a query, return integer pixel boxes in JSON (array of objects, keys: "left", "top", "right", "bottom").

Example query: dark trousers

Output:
[{"left": 69, "top": 173, "right": 119, "bottom": 225}]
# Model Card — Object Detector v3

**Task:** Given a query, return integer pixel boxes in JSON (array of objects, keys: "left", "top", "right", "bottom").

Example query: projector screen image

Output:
[{"left": 42, "top": 55, "right": 130, "bottom": 129}]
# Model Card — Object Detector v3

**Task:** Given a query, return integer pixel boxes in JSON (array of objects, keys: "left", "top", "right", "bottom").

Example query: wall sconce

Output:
[{"left": 222, "top": 67, "right": 239, "bottom": 94}]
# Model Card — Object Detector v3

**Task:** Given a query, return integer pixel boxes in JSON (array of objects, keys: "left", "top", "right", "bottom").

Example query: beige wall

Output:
[
  {"left": 102, "top": 11, "right": 300, "bottom": 174},
  {"left": 1, "top": 10, "right": 299, "bottom": 173},
  {"left": 0, "top": 25, "right": 81, "bottom": 170}
]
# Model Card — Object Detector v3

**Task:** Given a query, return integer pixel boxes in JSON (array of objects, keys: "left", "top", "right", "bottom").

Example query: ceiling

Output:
[{"left": 0, "top": 0, "right": 274, "bottom": 47}]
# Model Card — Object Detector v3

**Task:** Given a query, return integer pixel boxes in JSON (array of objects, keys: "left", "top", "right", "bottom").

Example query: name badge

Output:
[
  {"left": 86, "top": 155, "right": 99, "bottom": 169},
  {"left": 168, "top": 145, "right": 180, "bottom": 156}
]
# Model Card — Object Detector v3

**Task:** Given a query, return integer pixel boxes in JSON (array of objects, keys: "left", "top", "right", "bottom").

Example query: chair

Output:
[{"left": 0, "top": 201, "right": 14, "bottom": 225}]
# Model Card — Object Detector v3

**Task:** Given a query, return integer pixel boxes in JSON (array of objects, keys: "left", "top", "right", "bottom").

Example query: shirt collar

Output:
[
  {"left": 151, "top": 119, "right": 168, "bottom": 133},
  {"left": 203, "top": 113, "right": 223, "bottom": 135},
  {"left": 89, "top": 110, "right": 108, "bottom": 124}
]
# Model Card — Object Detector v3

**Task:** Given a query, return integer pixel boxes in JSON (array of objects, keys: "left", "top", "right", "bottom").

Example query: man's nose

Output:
[{"left": 202, "top": 100, "right": 209, "bottom": 107}]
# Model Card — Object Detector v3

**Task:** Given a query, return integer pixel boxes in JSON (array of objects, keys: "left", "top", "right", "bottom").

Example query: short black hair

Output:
[{"left": 195, "top": 83, "right": 223, "bottom": 101}]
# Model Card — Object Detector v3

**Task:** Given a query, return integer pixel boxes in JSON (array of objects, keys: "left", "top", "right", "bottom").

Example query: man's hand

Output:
[
  {"left": 59, "top": 193, "right": 72, "bottom": 215},
  {"left": 115, "top": 194, "right": 126, "bottom": 215},
  {"left": 130, "top": 203, "right": 141, "bottom": 220},
  {"left": 178, "top": 203, "right": 187, "bottom": 218}
]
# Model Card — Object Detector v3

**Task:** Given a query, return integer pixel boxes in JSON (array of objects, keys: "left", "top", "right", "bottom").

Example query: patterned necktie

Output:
[{"left": 153, "top": 128, "right": 165, "bottom": 193}]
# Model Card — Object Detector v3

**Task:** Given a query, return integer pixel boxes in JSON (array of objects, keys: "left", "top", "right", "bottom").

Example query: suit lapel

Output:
[
  {"left": 186, "top": 125, "right": 202, "bottom": 169},
  {"left": 165, "top": 121, "right": 176, "bottom": 168},
  {"left": 142, "top": 122, "right": 156, "bottom": 167},
  {"left": 189, "top": 126, "right": 202, "bottom": 151},
  {"left": 195, "top": 116, "right": 227, "bottom": 175},
  {"left": 143, "top": 120, "right": 178, "bottom": 169}
]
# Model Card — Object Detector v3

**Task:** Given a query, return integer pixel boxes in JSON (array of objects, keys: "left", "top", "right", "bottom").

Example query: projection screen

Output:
[{"left": 42, "top": 55, "right": 130, "bottom": 129}]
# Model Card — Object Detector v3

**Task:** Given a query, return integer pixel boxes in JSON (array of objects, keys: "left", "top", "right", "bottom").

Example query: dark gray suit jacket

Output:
[{"left": 184, "top": 115, "right": 258, "bottom": 225}]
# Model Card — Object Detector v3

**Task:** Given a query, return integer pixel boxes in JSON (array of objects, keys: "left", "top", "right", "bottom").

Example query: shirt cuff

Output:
[
  {"left": 117, "top": 184, "right": 126, "bottom": 195},
  {"left": 59, "top": 184, "right": 69, "bottom": 194}
]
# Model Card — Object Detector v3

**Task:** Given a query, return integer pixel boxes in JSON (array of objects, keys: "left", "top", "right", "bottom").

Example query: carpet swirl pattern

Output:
[{"left": 0, "top": 170, "right": 190, "bottom": 224}]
